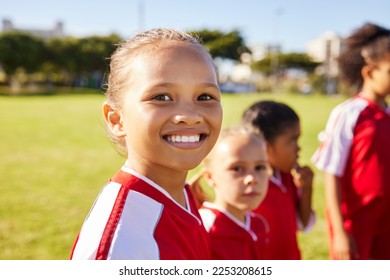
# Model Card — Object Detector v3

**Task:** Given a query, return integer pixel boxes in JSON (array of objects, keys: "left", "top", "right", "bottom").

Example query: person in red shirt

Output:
[
  {"left": 189, "top": 126, "right": 270, "bottom": 259},
  {"left": 70, "top": 28, "right": 222, "bottom": 260},
  {"left": 242, "top": 101, "right": 315, "bottom": 259},
  {"left": 312, "top": 23, "right": 390, "bottom": 260}
]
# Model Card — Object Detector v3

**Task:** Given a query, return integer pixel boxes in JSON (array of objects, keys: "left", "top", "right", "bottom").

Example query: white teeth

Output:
[
  {"left": 189, "top": 135, "right": 198, "bottom": 142},
  {"left": 167, "top": 135, "right": 201, "bottom": 143}
]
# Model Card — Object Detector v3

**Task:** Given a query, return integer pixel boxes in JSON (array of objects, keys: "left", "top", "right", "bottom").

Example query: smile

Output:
[
  {"left": 242, "top": 192, "right": 261, "bottom": 197},
  {"left": 165, "top": 134, "right": 201, "bottom": 143}
]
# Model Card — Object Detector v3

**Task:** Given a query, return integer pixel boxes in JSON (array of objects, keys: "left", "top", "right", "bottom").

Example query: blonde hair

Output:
[
  {"left": 189, "top": 125, "right": 266, "bottom": 207},
  {"left": 103, "top": 28, "right": 216, "bottom": 155}
]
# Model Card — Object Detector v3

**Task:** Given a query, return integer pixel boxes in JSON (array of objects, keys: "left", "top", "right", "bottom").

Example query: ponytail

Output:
[{"left": 188, "top": 168, "right": 208, "bottom": 208}]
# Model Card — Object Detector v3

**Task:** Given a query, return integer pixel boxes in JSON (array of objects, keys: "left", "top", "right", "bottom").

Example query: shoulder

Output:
[
  {"left": 331, "top": 96, "right": 368, "bottom": 115},
  {"left": 71, "top": 179, "right": 165, "bottom": 260},
  {"left": 199, "top": 203, "right": 220, "bottom": 232},
  {"left": 329, "top": 97, "right": 368, "bottom": 124},
  {"left": 249, "top": 212, "right": 270, "bottom": 234}
]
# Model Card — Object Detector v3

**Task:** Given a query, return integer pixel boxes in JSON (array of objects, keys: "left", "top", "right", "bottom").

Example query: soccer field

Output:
[{"left": 0, "top": 92, "right": 347, "bottom": 259}]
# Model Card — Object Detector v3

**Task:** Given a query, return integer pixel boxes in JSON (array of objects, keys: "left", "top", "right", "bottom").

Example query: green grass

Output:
[{"left": 0, "top": 92, "right": 347, "bottom": 259}]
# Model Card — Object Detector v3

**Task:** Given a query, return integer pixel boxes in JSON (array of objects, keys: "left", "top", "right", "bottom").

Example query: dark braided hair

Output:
[
  {"left": 241, "top": 100, "right": 299, "bottom": 143},
  {"left": 339, "top": 22, "right": 390, "bottom": 89}
]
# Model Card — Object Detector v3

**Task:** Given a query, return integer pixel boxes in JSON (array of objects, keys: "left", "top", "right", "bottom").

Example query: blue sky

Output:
[{"left": 1, "top": 0, "right": 390, "bottom": 52}]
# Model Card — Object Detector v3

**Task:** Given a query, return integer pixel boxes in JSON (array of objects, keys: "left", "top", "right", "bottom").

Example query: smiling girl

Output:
[{"left": 70, "top": 28, "right": 222, "bottom": 260}]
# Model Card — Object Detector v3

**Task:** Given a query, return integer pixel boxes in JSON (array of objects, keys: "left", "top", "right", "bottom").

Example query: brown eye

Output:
[
  {"left": 197, "top": 94, "right": 214, "bottom": 101},
  {"left": 231, "top": 166, "right": 244, "bottom": 173},
  {"left": 152, "top": 94, "right": 172, "bottom": 101},
  {"left": 255, "top": 165, "right": 267, "bottom": 171}
]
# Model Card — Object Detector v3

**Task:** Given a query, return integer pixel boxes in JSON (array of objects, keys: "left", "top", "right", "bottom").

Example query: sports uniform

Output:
[
  {"left": 199, "top": 202, "right": 269, "bottom": 260},
  {"left": 71, "top": 166, "right": 211, "bottom": 260},
  {"left": 253, "top": 171, "right": 314, "bottom": 260},
  {"left": 312, "top": 94, "right": 390, "bottom": 259}
]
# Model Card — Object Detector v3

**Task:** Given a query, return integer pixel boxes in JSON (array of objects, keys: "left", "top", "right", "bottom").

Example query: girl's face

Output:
[
  {"left": 369, "top": 53, "right": 390, "bottom": 97},
  {"left": 117, "top": 42, "right": 222, "bottom": 176},
  {"left": 207, "top": 135, "right": 269, "bottom": 218},
  {"left": 267, "top": 122, "right": 301, "bottom": 173}
]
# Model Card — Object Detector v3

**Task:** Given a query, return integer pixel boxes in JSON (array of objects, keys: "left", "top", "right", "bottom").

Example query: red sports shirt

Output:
[
  {"left": 70, "top": 167, "right": 210, "bottom": 260},
  {"left": 199, "top": 202, "right": 269, "bottom": 260},
  {"left": 312, "top": 95, "right": 390, "bottom": 217},
  {"left": 254, "top": 172, "right": 307, "bottom": 260}
]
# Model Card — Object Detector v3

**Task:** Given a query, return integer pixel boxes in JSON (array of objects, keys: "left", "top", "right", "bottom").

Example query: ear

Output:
[
  {"left": 361, "top": 64, "right": 374, "bottom": 80},
  {"left": 203, "top": 170, "right": 216, "bottom": 188},
  {"left": 102, "top": 102, "right": 126, "bottom": 138},
  {"left": 266, "top": 141, "right": 274, "bottom": 155}
]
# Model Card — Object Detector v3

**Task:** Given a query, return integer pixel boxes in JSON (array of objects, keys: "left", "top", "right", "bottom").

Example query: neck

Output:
[
  {"left": 360, "top": 89, "right": 387, "bottom": 109},
  {"left": 125, "top": 160, "right": 188, "bottom": 207},
  {"left": 213, "top": 198, "right": 246, "bottom": 223}
]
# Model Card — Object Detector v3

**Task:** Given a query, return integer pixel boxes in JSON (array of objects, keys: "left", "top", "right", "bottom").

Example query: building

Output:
[
  {"left": 2, "top": 19, "right": 65, "bottom": 39},
  {"left": 306, "top": 31, "right": 343, "bottom": 94},
  {"left": 306, "top": 31, "right": 342, "bottom": 75}
]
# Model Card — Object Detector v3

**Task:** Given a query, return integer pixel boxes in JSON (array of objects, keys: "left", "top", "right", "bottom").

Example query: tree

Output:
[
  {"left": 46, "top": 34, "right": 122, "bottom": 87},
  {"left": 75, "top": 34, "right": 122, "bottom": 74},
  {"left": 189, "top": 29, "right": 249, "bottom": 61},
  {"left": 252, "top": 52, "right": 320, "bottom": 76},
  {"left": 46, "top": 37, "right": 80, "bottom": 73},
  {"left": 0, "top": 32, "right": 47, "bottom": 75}
]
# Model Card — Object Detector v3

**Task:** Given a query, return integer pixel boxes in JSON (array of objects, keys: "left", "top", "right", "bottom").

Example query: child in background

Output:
[
  {"left": 312, "top": 23, "right": 390, "bottom": 260},
  {"left": 242, "top": 100, "right": 315, "bottom": 260},
  {"left": 70, "top": 28, "right": 223, "bottom": 260},
  {"left": 189, "top": 126, "right": 270, "bottom": 260}
]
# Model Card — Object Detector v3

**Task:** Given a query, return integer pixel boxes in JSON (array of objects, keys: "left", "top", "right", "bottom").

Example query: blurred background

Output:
[
  {"left": 0, "top": 0, "right": 389, "bottom": 95},
  {"left": 0, "top": 0, "right": 389, "bottom": 260}
]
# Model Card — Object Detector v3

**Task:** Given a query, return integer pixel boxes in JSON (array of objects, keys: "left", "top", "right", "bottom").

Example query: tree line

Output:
[{"left": 0, "top": 29, "right": 320, "bottom": 92}]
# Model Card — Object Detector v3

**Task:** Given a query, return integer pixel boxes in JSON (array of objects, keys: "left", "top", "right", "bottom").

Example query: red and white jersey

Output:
[
  {"left": 254, "top": 172, "right": 304, "bottom": 260},
  {"left": 312, "top": 95, "right": 390, "bottom": 215},
  {"left": 70, "top": 166, "right": 210, "bottom": 260},
  {"left": 199, "top": 202, "right": 269, "bottom": 260}
]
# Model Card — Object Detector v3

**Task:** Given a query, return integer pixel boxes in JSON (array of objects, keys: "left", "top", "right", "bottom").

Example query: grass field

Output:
[{"left": 0, "top": 91, "right": 348, "bottom": 260}]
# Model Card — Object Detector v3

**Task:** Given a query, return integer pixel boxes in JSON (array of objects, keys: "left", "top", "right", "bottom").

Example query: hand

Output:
[
  {"left": 332, "top": 230, "right": 359, "bottom": 260},
  {"left": 292, "top": 163, "right": 314, "bottom": 191}
]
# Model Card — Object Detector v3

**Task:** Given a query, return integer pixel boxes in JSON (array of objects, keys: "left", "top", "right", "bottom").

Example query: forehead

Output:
[
  {"left": 131, "top": 41, "right": 215, "bottom": 74},
  {"left": 140, "top": 40, "right": 210, "bottom": 61},
  {"left": 277, "top": 122, "right": 301, "bottom": 139},
  {"left": 215, "top": 134, "right": 266, "bottom": 158}
]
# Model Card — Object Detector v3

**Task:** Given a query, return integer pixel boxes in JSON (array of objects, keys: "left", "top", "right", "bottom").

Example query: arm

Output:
[
  {"left": 325, "top": 172, "right": 358, "bottom": 260},
  {"left": 293, "top": 164, "right": 314, "bottom": 228}
]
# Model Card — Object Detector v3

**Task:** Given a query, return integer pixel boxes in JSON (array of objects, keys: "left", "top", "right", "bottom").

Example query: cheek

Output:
[
  {"left": 206, "top": 105, "right": 223, "bottom": 130},
  {"left": 213, "top": 171, "right": 234, "bottom": 185},
  {"left": 204, "top": 106, "right": 223, "bottom": 149}
]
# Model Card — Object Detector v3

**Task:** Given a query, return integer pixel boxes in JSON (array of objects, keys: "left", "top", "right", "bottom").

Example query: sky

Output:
[{"left": 1, "top": 0, "right": 390, "bottom": 53}]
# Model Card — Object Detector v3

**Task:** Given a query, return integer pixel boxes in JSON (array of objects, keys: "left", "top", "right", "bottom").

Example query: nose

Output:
[
  {"left": 172, "top": 103, "right": 203, "bottom": 125},
  {"left": 244, "top": 173, "right": 258, "bottom": 186}
]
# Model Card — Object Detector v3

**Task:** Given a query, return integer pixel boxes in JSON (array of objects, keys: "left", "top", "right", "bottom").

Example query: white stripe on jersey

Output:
[
  {"left": 72, "top": 183, "right": 164, "bottom": 260},
  {"left": 72, "top": 182, "right": 122, "bottom": 259},
  {"left": 312, "top": 97, "right": 368, "bottom": 176},
  {"left": 108, "top": 190, "right": 163, "bottom": 259},
  {"left": 198, "top": 207, "right": 217, "bottom": 232}
]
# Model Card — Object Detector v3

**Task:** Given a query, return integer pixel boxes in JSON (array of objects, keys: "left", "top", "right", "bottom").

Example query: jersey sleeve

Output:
[
  {"left": 71, "top": 182, "right": 162, "bottom": 260},
  {"left": 311, "top": 98, "right": 367, "bottom": 177},
  {"left": 70, "top": 182, "right": 122, "bottom": 260}
]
